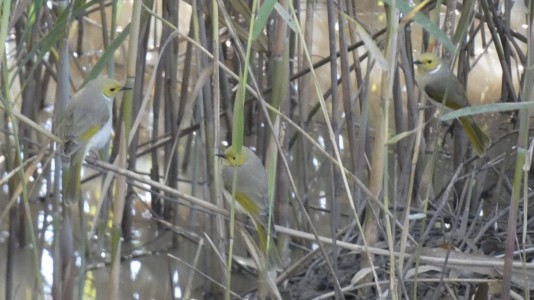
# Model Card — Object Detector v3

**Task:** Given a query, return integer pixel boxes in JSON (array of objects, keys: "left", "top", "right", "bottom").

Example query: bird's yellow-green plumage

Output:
[
  {"left": 414, "top": 52, "right": 491, "bottom": 155},
  {"left": 218, "top": 146, "right": 281, "bottom": 299},
  {"left": 218, "top": 146, "right": 273, "bottom": 253},
  {"left": 59, "top": 78, "right": 128, "bottom": 205}
]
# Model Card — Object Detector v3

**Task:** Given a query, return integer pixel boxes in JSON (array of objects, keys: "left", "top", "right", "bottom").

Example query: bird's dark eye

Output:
[
  {"left": 426, "top": 60, "right": 432, "bottom": 63},
  {"left": 110, "top": 88, "right": 116, "bottom": 92}
]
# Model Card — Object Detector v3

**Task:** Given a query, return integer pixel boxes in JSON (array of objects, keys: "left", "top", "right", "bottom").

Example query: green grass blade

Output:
[
  {"left": 273, "top": 3, "right": 298, "bottom": 34},
  {"left": 81, "top": 23, "right": 131, "bottom": 87},
  {"left": 383, "top": 0, "right": 455, "bottom": 53},
  {"left": 0, "top": 0, "right": 12, "bottom": 66},
  {"left": 252, "top": 0, "right": 276, "bottom": 39},
  {"left": 441, "top": 102, "right": 534, "bottom": 121}
]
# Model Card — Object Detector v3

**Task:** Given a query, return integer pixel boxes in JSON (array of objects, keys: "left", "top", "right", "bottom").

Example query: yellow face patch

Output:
[
  {"left": 102, "top": 82, "right": 124, "bottom": 98},
  {"left": 223, "top": 148, "right": 246, "bottom": 166},
  {"left": 415, "top": 53, "right": 441, "bottom": 72}
]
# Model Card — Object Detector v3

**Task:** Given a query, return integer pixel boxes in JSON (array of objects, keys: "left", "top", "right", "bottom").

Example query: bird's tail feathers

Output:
[
  {"left": 241, "top": 223, "right": 282, "bottom": 300},
  {"left": 459, "top": 116, "right": 491, "bottom": 155},
  {"left": 63, "top": 150, "right": 85, "bottom": 206},
  {"left": 251, "top": 217, "right": 282, "bottom": 270}
]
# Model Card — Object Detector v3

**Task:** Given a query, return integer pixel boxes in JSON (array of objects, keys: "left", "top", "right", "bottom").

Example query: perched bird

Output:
[
  {"left": 217, "top": 146, "right": 280, "bottom": 299},
  {"left": 217, "top": 146, "right": 273, "bottom": 253},
  {"left": 414, "top": 52, "right": 491, "bottom": 155},
  {"left": 59, "top": 78, "right": 128, "bottom": 205}
]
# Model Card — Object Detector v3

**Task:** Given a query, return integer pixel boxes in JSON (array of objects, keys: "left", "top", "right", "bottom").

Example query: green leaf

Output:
[
  {"left": 232, "top": 71, "right": 245, "bottom": 154},
  {"left": 252, "top": 0, "right": 276, "bottom": 40},
  {"left": 387, "top": 125, "right": 422, "bottom": 145},
  {"left": 452, "top": 0, "right": 476, "bottom": 45},
  {"left": 81, "top": 23, "right": 131, "bottom": 87},
  {"left": 340, "top": 12, "right": 388, "bottom": 70},
  {"left": 383, "top": 0, "right": 455, "bottom": 53},
  {"left": 441, "top": 102, "right": 534, "bottom": 121},
  {"left": 0, "top": 0, "right": 12, "bottom": 66},
  {"left": 274, "top": 3, "right": 299, "bottom": 34}
]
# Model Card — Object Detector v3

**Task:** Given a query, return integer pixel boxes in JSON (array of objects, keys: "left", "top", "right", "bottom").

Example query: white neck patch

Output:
[{"left": 428, "top": 63, "right": 442, "bottom": 75}]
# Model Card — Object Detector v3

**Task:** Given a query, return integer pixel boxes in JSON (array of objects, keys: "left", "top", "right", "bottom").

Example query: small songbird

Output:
[
  {"left": 217, "top": 146, "right": 280, "bottom": 299},
  {"left": 414, "top": 52, "right": 491, "bottom": 155},
  {"left": 59, "top": 77, "right": 129, "bottom": 205},
  {"left": 218, "top": 146, "right": 273, "bottom": 253}
]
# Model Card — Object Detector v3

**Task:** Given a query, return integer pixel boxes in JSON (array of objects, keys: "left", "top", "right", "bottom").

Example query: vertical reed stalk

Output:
[
  {"left": 108, "top": 0, "right": 142, "bottom": 298},
  {"left": 324, "top": 2, "right": 341, "bottom": 298},
  {"left": 501, "top": 2, "right": 534, "bottom": 298}
]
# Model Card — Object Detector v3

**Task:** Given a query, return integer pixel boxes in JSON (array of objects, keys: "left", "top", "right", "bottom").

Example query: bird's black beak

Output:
[
  {"left": 413, "top": 60, "right": 422, "bottom": 65},
  {"left": 120, "top": 86, "right": 133, "bottom": 91},
  {"left": 216, "top": 153, "right": 227, "bottom": 159}
]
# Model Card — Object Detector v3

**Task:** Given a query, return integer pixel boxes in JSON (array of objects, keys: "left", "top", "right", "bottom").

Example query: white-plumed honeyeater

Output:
[
  {"left": 59, "top": 78, "right": 129, "bottom": 205},
  {"left": 414, "top": 52, "right": 491, "bottom": 155},
  {"left": 217, "top": 146, "right": 281, "bottom": 299}
]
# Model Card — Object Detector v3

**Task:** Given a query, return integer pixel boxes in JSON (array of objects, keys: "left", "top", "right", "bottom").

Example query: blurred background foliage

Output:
[{"left": 0, "top": 0, "right": 533, "bottom": 299}]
